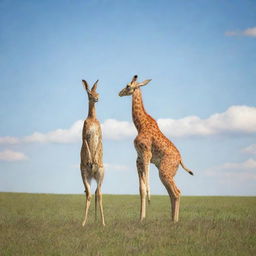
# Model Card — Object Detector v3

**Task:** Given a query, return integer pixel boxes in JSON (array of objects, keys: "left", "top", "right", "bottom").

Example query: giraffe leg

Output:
[
  {"left": 95, "top": 167, "right": 105, "bottom": 226},
  {"left": 164, "top": 178, "right": 180, "bottom": 222},
  {"left": 95, "top": 187, "right": 98, "bottom": 222},
  {"left": 173, "top": 195, "right": 180, "bottom": 222},
  {"left": 97, "top": 184, "right": 105, "bottom": 226},
  {"left": 82, "top": 178, "right": 92, "bottom": 226},
  {"left": 134, "top": 137, "right": 152, "bottom": 210},
  {"left": 138, "top": 171, "right": 147, "bottom": 221},
  {"left": 146, "top": 165, "right": 151, "bottom": 204},
  {"left": 158, "top": 164, "right": 181, "bottom": 222},
  {"left": 137, "top": 156, "right": 150, "bottom": 221}
]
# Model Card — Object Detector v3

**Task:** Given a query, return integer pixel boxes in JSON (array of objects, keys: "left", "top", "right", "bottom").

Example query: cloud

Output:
[
  {"left": 0, "top": 150, "right": 28, "bottom": 161},
  {"left": 72, "top": 163, "right": 129, "bottom": 171},
  {"left": 242, "top": 144, "right": 256, "bottom": 155},
  {"left": 0, "top": 136, "right": 20, "bottom": 144},
  {"left": 205, "top": 158, "right": 256, "bottom": 182},
  {"left": 101, "top": 119, "right": 136, "bottom": 140},
  {"left": 158, "top": 105, "right": 256, "bottom": 137},
  {"left": 104, "top": 163, "right": 129, "bottom": 171},
  {"left": 225, "top": 26, "right": 256, "bottom": 37},
  {"left": 220, "top": 158, "right": 256, "bottom": 170},
  {"left": 23, "top": 120, "right": 83, "bottom": 143},
  {"left": 101, "top": 105, "right": 256, "bottom": 139},
  {"left": 243, "top": 27, "right": 256, "bottom": 37},
  {"left": 0, "top": 105, "right": 255, "bottom": 144}
]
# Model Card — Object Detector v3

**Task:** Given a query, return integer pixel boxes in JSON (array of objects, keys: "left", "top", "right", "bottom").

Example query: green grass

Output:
[{"left": 0, "top": 193, "right": 255, "bottom": 256}]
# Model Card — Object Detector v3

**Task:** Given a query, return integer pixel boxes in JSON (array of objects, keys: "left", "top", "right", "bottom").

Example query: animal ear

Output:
[
  {"left": 91, "top": 80, "right": 99, "bottom": 92},
  {"left": 137, "top": 79, "right": 152, "bottom": 87},
  {"left": 82, "top": 80, "right": 90, "bottom": 91}
]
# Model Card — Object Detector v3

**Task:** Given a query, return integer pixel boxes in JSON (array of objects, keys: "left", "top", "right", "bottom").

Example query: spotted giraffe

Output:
[{"left": 119, "top": 75, "right": 194, "bottom": 222}]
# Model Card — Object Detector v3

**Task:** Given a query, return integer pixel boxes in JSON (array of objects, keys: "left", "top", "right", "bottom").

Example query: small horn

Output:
[
  {"left": 131, "top": 75, "right": 138, "bottom": 83},
  {"left": 91, "top": 80, "right": 99, "bottom": 91}
]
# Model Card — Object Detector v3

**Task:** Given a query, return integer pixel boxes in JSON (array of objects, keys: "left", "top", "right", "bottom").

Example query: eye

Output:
[{"left": 126, "top": 85, "right": 131, "bottom": 89}]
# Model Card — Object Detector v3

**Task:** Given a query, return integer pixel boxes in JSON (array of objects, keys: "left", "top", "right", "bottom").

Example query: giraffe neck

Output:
[
  {"left": 132, "top": 88, "right": 148, "bottom": 132},
  {"left": 87, "top": 101, "right": 96, "bottom": 119}
]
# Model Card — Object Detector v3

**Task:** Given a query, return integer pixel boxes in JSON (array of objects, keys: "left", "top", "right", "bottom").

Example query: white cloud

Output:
[
  {"left": 0, "top": 136, "right": 20, "bottom": 144},
  {"left": 101, "top": 119, "right": 136, "bottom": 140},
  {"left": 242, "top": 144, "right": 256, "bottom": 155},
  {"left": 102, "top": 105, "right": 256, "bottom": 139},
  {"left": 0, "top": 105, "right": 255, "bottom": 144},
  {"left": 243, "top": 27, "right": 256, "bottom": 37},
  {"left": 72, "top": 162, "right": 129, "bottom": 171},
  {"left": 220, "top": 158, "right": 256, "bottom": 170},
  {"left": 104, "top": 163, "right": 129, "bottom": 171},
  {"left": 22, "top": 120, "right": 83, "bottom": 143},
  {"left": 225, "top": 26, "right": 256, "bottom": 37},
  {"left": 0, "top": 150, "right": 28, "bottom": 161},
  {"left": 158, "top": 105, "right": 256, "bottom": 137},
  {"left": 205, "top": 158, "right": 256, "bottom": 182}
]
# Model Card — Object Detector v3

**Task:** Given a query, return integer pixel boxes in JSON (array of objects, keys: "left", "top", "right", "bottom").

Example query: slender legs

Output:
[
  {"left": 95, "top": 183, "right": 105, "bottom": 226},
  {"left": 146, "top": 164, "right": 151, "bottom": 203},
  {"left": 159, "top": 170, "right": 181, "bottom": 222},
  {"left": 82, "top": 178, "right": 91, "bottom": 226},
  {"left": 98, "top": 185, "right": 105, "bottom": 226},
  {"left": 138, "top": 169, "right": 147, "bottom": 221},
  {"left": 81, "top": 167, "right": 105, "bottom": 226},
  {"left": 136, "top": 153, "right": 151, "bottom": 222},
  {"left": 95, "top": 187, "right": 98, "bottom": 221}
]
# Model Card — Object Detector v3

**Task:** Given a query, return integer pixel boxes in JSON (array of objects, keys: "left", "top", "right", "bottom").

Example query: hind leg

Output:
[
  {"left": 97, "top": 183, "right": 105, "bottom": 226},
  {"left": 158, "top": 160, "right": 181, "bottom": 222},
  {"left": 95, "top": 167, "right": 105, "bottom": 226},
  {"left": 95, "top": 187, "right": 98, "bottom": 222},
  {"left": 160, "top": 174, "right": 180, "bottom": 222},
  {"left": 82, "top": 176, "right": 92, "bottom": 226},
  {"left": 170, "top": 192, "right": 180, "bottom": 222}
]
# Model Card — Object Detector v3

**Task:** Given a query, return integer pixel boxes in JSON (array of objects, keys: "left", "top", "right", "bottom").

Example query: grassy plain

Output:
[{"left": 0, "top": 193, "right": 255, "bottom": 256}]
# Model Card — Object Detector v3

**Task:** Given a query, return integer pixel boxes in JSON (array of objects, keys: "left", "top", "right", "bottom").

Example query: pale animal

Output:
[{"left": 80, "top": 79, "right": 105, "bottom": 226}]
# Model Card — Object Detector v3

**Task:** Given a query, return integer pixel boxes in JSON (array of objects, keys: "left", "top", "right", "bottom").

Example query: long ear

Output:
[
  {"left": 137, "top": 79, "right": 152, "bottom": 87},
  {"left": 82, "top": 80, "right": 90, "bottom": 91},
  {"left": 91, "top": 80, "right": 99, "bottom": 92}
]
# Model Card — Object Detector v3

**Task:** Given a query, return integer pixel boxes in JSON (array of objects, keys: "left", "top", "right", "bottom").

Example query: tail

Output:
[{"left": 180, "top": 160, "right": 194, "bottom": 175}]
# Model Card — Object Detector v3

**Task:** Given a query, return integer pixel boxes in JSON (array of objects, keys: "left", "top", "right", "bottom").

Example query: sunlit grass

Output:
[{"left": 0, "top": 193, "right": 255, "bottom": 255}]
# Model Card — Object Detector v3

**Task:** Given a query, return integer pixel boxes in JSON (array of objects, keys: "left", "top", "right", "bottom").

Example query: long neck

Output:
[
  {"left": 87, "top": 101, "right": 96, "bottom": 118},
  {"left": 132, "top": 88, "right": 148, "bottom": 131}
]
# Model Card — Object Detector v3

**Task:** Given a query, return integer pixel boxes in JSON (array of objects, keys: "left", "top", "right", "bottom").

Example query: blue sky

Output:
[{"left": 0, "top": 0, "right": 255, "bottom": 195}]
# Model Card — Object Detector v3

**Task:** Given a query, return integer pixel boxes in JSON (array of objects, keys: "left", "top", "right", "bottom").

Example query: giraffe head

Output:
[
  {"left": 119, "top": 75, "right": 152, "bottom": 97},
  {"left": 82, "top": 79, "right": 99, "bottom": 103}
]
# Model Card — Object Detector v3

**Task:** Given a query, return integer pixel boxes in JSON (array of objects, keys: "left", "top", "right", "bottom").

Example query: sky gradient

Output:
[{"left": 0, "top": 0, "right": 256, "bottom": 195}]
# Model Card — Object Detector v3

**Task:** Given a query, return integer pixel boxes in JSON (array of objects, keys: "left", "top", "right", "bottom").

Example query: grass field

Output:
[{"left": 0, "top": 193, "right": 255, "bottom": 256}]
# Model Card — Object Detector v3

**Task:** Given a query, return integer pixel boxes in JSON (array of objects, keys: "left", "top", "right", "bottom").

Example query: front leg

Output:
[
  {"left": 91, "top": 127, "right": 103, "bottom": 165},
  {"left": 81, "top": 139, "right": 92, "bottom": 166},
  {"left": 136, "top": 152, "right": 152, "bottom": 222},
  {"left": 81, "top": 169, "right": 92, "bottom": 227}
]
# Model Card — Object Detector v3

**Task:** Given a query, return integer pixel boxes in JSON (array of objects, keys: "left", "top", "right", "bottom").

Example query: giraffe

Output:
[
  {"left": 80, "top": 79, "right": 105, "bottom": 226},
  {"left": 119, "top": 75, "right": 194, "bottom": 222}
]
